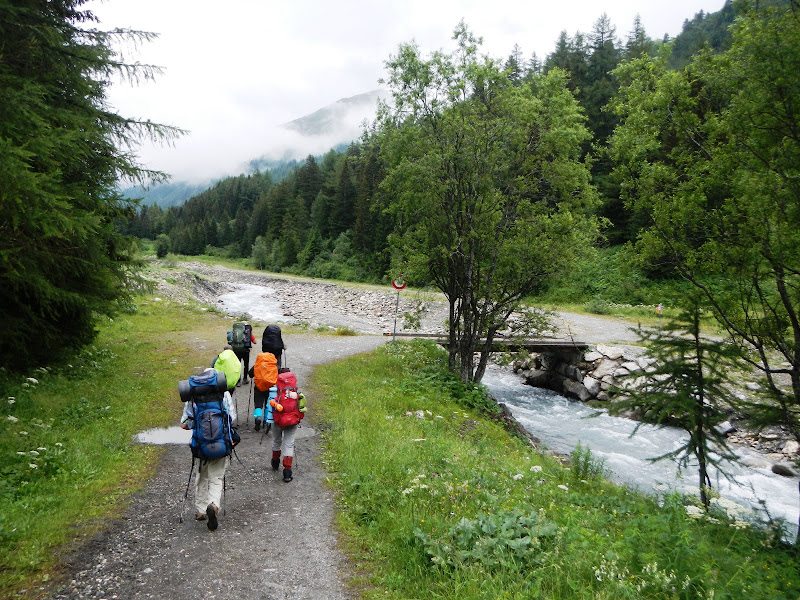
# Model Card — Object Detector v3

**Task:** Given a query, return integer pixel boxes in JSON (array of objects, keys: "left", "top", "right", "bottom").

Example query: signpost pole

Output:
[{"left": 391, "top": 275, "right": 406, "bottom": 344}]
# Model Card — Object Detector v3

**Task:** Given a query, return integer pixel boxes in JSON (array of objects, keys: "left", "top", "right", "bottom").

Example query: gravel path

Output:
[{"left": 51, "top": 335, "right": 387, "bottom": 600}]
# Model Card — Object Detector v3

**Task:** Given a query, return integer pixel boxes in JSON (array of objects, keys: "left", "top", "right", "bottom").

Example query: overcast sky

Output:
[{"left": 86, "top": 0, "right": 728, "bottom": 183}]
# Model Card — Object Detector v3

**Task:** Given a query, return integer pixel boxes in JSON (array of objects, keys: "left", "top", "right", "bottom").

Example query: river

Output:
[
  {"left": 216, "top": 281, "right": 799, "bottom": 537},
  {"left": 484, "top": 365, "right": 799, "bottom": 536}
]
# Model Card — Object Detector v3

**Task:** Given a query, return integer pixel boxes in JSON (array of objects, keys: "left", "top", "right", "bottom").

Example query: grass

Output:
[
  {"left": 0, "top": 297, "right": 232, "bottom": 596},
  {"left": 312, "top": 339, "right": 800, "bottom": 599}
]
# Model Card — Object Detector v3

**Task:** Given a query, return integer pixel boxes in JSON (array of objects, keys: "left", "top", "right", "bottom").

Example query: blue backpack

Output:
[{"left": 179, "top": 371, "right": 238, "bottom": 461}]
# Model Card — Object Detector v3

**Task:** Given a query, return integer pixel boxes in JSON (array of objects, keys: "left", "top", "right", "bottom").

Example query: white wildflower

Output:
[
  {"left": 401, "top": 488, "right": 414, "bottom": 495},
  {"left": 685, "top": 505, "right": 704, "bottom": 519},
  {"left": 55, "top": 442, "right": 63, "bottom": 447},
  {"left": 6, "top": 415, "right": 18, "bottom": 423},
  {"left": 557, "top": 484, "right": 569, "bottom": 491},
  {"left": 26, "top": 377, "right": 39, "bottom": 385},
  {"left": 37, "top": 447, "right": 46, "bottom": 451},
  {"left": 29, "top": 463, "right": 38, "bottom": 469},
  {"left": 16, "top": 451, "right": 25, "bottom": 456},
  {"left": 512, "top": 474, "right": 524, "bottom": 481},
  {"left": 29, "top": 450, "right": 40, "bottom": 456},
  {"left": 7, "top": 397, "right": 15, "bottom": 404},
  {"left": 530, "top": 465, "right": 543, "bottom": 473},
  {"left": 19, "top": 430, "right": 29, "bottom": 436},
  {"left": 412, "top": 438, "right": 426, "bottom": 442}
]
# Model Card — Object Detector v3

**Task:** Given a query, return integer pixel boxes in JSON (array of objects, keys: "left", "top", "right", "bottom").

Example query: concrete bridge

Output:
[
  {"left": 383, "top": 332, "right": 644, "bottom": 404},
  {"left": 383, "top": 332, "right": 589, "bottom": 353}
]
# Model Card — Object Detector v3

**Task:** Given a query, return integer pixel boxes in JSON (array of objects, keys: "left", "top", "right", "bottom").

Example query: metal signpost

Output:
[{"left": 391, "top": 275, "right": 406, "bottom": 343}]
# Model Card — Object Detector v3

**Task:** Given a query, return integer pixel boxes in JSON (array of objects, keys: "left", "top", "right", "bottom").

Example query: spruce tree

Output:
[
  {"left": 0, "top": 0, "right": 180, "bottom": 369},
  {"left": 612, "top": 293, "right": 742, "bottom": 509}
]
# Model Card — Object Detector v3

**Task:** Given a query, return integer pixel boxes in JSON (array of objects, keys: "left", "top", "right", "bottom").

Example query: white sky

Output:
[{"left": 85, "top": 0, "right": 727, "bottom": 183}]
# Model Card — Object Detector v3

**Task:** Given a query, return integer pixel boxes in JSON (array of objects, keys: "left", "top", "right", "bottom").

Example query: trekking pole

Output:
[
  {"left": 246, "top": 377, "right": 252, "bottom": 426},
  {"left": 259, "top": 421, "right": 271, "bottom": 446},
  {"left": 222, "top": 473, "right": 227, "bottom": 516},
  {"left": 178, "top": 457, "right": 195, "bottom": 523}
]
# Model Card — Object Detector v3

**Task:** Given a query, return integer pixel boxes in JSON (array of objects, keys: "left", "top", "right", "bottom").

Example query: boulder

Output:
[
  {"left": 584, "top": 350, "right": 603, "bottom": 362},
  {"left": 614, "top": 367, "right": 631, "bottom": 378},
  {"left": 593, "top": 358, "right": 618, "bottom": 379},
  {"left": 563, "top": 379, "right": 592, "bottom": 402},
  {"left": 782, "top": 440, "right": 800, "bottom": 455},
  {"left": 524, "top": 369, "right": 552, "bottom": 388},
  {"left": 772, "top": 463, "right": 797, "bottom": 477},
  {"left": 583, "top": 375, "right": 601, "bottom": 397},
  {"left": 597, "top": 344, "right": 624, "bottom": 360},
  {"left": 715, "top": 421, "right": 736, "bottom": 436}
]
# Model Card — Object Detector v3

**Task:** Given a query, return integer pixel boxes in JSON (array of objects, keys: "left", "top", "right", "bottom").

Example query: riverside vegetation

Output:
[{"left": 1, "top": 288, "right": 799, "bottom": 598}]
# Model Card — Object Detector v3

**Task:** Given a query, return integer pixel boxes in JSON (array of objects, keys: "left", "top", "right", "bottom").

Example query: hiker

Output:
[
  {"left": 229, "top": 321, "right": 256, "bottom": 385},
  {"left": 261, "top": 324, "right": 285, "bottom": 367},
  {"left": 270, "top": 369, "right": 305, "bottom": 483},
  {"left": 179, "top": 367, "right": 238, "bottom": 531},
  {"left": 211, "top": 345, "right": 241, "bottom": 393},
  {"left": 248, "top": 350, "right": 278, "bottom": 432}
]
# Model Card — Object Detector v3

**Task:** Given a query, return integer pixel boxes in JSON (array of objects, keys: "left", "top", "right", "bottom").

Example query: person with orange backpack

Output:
[{"left": 247, "top": 350, "right": 278, "bottom": 432}]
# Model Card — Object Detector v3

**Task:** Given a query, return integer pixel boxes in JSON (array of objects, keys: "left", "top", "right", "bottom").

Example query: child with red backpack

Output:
[{"left": 270, "top": 368, "right": 306, "bottom": 482}]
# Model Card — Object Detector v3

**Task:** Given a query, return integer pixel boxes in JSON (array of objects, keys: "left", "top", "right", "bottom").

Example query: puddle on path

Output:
[{"left": 135, "top": 426, "right": 192, "bottom": 445}]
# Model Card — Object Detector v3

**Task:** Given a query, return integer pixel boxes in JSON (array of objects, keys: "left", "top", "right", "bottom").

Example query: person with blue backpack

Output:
[{"left": 179, "top": 367, "right": 238, "bottom": 531}]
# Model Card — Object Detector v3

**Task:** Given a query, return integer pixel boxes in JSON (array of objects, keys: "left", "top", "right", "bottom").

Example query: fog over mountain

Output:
[{"left": 126, "top": 89, "right": 388, "bottom": 207}]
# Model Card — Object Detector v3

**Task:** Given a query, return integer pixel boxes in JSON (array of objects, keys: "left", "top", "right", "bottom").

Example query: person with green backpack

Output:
[{"left": 228, "top": 321, "right": 256, "bottom": 385}]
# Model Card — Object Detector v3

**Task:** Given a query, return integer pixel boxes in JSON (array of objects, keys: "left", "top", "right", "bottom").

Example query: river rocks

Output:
[{"left": 513, "top": 343, "right": 647, "bottom": 404}]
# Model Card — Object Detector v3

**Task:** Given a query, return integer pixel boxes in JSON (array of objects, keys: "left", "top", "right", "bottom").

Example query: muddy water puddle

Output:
[{"left": 135, "top": 426, "right": 192, "bottom": 445}]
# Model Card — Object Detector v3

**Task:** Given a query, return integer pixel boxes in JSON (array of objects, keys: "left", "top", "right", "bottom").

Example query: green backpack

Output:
[{"left": 229, "top": 322, "right": 246, "bottom": 351}]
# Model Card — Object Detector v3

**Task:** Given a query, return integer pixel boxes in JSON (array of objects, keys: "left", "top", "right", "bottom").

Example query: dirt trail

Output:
[{"left": 49, "top": 335, "right": 386, "bottom": 600}]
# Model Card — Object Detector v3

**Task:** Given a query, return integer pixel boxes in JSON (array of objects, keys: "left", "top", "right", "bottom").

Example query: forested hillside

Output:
[{"left": 119, "top": 0, "right": 742, "bottom": 282}]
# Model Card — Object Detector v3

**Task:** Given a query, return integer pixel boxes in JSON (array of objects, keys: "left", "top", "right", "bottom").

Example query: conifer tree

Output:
[
  {"left": 0, "top": 0, "right": 181, "bottom": 369},
  {"left": 612, "top": 293, "right": 742, "bottom": 509}
]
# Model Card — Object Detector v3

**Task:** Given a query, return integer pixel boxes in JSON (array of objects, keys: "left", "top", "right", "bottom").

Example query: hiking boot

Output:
[
  {"left": 271, "top": 458, "right": 280, "bottom": 470},
  {"left": 254, "top": 417, "right": 262, "bottom": 432},
  {"left": 206, "top": 503, "right": 218, "bottom": 531},
  {"left": 283, "top": 468, "right": 293, "bottom": 482}
]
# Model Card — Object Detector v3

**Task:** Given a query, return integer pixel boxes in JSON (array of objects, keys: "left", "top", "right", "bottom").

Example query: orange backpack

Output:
[{"left": 253, "top": 352, "right": 278, "bottom": 392}]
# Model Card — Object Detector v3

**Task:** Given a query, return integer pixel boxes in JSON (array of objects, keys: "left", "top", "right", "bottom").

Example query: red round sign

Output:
[{"left": 392, "top": 277, "right": 406, "bottom": 290}]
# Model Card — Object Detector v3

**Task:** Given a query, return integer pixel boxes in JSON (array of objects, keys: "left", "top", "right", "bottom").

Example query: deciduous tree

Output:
[{"left": 377, "top": 23, "right": 600, "bottom": 383}]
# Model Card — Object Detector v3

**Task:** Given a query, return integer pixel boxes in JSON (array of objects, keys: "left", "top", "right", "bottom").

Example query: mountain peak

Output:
[{"left": 281, "top": 89, "right": 388, "bottom": 137}]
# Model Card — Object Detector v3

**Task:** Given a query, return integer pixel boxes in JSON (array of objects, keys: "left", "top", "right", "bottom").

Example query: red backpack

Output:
[{"left": 273, "top": 370, "right": 304, "bottom": 428}]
